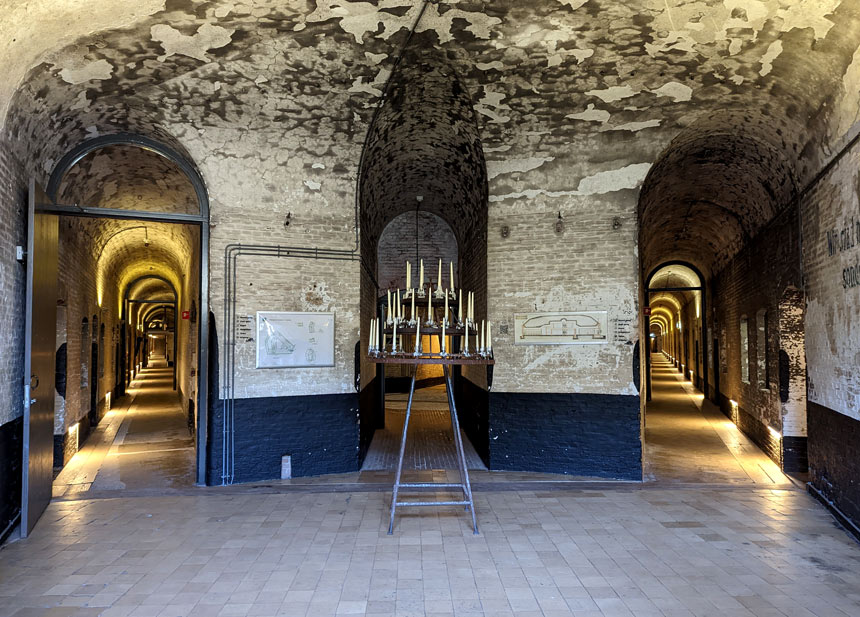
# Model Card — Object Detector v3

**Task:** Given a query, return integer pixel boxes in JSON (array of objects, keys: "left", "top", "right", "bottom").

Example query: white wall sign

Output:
[
  {"left": 514, "top": 311, "right": 609, "bottom": 345},
  {"left": 256, "top": 311, "right": 335, "bottom": 368}
]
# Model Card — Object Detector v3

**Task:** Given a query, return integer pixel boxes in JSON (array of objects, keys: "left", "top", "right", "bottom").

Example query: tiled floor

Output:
[
  {"left": 53, "top": 360, "right": 195, "bottom": 498},
  {"left": 4, "top": 355, "right": 853, "bottom": 616},
  {"left": 2, "top": 485, "right": 859, "bottom": 616},
  {"left": 644, "top": 355, "right": 791, "bottom": 486},
  {"left": 362, "top": 386, "right": 486, "bottom": 471}
]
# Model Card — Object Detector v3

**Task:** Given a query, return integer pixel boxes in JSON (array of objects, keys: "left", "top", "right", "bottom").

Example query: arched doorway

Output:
[
  {"left": 357, "top": 46, "right": 489, "bottom": 469},
  {"left": 20, "top": 134, "right": 210, "bottom": 534}
]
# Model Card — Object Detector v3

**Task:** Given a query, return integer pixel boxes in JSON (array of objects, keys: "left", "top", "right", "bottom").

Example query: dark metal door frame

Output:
[
  {"left": 46, "top": 134, "right": 210, "bottom": 486},
  {"left": 644, "top": 262, "right": 708, "bottom": 402}
]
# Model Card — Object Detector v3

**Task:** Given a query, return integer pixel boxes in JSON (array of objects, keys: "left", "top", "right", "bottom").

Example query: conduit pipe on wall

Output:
[
  {"left": 219, "top": 1, "right": 432, "bottom": 485},
  {"left": 221, "top": 245, "right": 360, "bottom": 485}
]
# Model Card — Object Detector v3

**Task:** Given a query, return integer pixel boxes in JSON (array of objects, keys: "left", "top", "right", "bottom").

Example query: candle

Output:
[
  {"left": 411, "top": 291, "right": 415, "bottom": 321},
  {"left": 368, "top": 319, "right": 373, "bottom": 353},
  {"left": 419, "top": 259, "right": 424, "bottom": 288},
  {"left": 442, "top": 320, "right": 446, "bottom": 354},
  {"left": 481, "top": 320, "right": 485, "bottom": 351},
  {"left": 449, "top": 262, "right": 454, "bottom": 291},
  {"left": 379, "top": 317, "right": 383, "bottom": 350},
  {"left": 458, "top": 290, "right": 463, "bottom": 322},
  {"left": 397, "top": 289, "right": 402, "bottom": 321},
  {"left": 406, "top": 261, "right": 411, "bottom": 289},
  {"left": 393, "top": 319, "right": 397, "bottom": 351},
  {"left": 437, "top": 258, "right": 442, "bottom": 290},
  {"left": 444, "top": 292, "right": 449, "bottom": 326},
  {"left": 428, "top": 285, "right": 432, "bottom": 322},
  {"left": 387, "top": 289, "right": 391, "bottom": 322},
  {"left": 416, "top": 319, "right": 420, "bottom": 353},
  {"left": 464, "top": 321, "right": 469, "bottom": 353},
  {"left": 488, "top": 321, "right": 492, "bottom": 352}
]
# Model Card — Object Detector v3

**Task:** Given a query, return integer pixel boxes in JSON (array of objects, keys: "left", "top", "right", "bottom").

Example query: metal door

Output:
[{"left": 21, "top": 179, "right": 58, "bottom": 538}]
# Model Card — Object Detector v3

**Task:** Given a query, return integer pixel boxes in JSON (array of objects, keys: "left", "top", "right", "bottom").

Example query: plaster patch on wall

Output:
[
  {"left": 476, "top": 61, "right": 505, "bottom": 71},
  {"left": 575, "top": 163, "right": 652, "bottom": 195},
  {"left": 365, "top": 52, "right": 387, "bottom": 65},
  {"left": 586, "top": 85, "right": 638, "bottom": 103},
  {"left": 652, "top": 81, "right": 693, "bottom": 102},
  {"left": 476, "top": 90, "right": 511, "bottom": 123},
  {"left": 558, "top": 0, "right": 588, "bottom": 8},
  {"left": 759, "top": 40, "right": 782, "bottom": 77},
  {"left": 151, "top": 23, "right": 235, "bottom": 62},
  {"left": 489, "top": 163, "right": 651, "bottom": 202},
  {"left": 304, "top": 179, "right": 321, "bottom": 191},
  {"left": 312, "top": 163, "right": 326, "bottom": 169},
  {"left": 600, "top": 119, "right": 661, "bottom": 132},
  {"left": 57, "top": 59, "right": 114, "bottom": 85},
  {"left": 487, "top": 157, "right": 554, "bottom": 180},
  {"left": 566, "top": 104, "right": 611, "bottom": 123}
]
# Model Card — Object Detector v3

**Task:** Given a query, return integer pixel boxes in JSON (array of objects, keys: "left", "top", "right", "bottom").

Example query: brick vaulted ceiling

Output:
[{"left": 4, "top": 1, "right": 860, "bottom": 278}]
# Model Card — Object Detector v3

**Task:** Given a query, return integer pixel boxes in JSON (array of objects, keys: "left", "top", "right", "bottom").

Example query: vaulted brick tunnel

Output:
[
  {"left": 358, "top": 44, "right": 489, "bottom": 464},
  {"left": 39, "top": 142, "right": 202, "bottom": 472}
]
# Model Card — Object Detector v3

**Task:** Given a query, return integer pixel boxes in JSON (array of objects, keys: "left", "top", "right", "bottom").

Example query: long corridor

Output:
[
  {"left": 52, "top": 360, "right": 195, "bottom": 497},
  {"left": 644, "top": 353, "right": 791, "bottom": 486}
]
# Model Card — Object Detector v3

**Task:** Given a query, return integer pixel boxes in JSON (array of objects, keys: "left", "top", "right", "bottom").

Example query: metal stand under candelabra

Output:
[{"left": 369, "top": 334, "right": 492, "bottom": 535}]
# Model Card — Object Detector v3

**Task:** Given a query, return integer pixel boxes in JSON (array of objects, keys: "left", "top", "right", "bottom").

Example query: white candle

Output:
[
  {"left": 444, "top": 292, "right": 449, "bottom": 326},
  {"left": 398, "top": 289, "right": 402, "bottom": 321},
  {"left": 465, "top": 321, "right": 469, "bottom": 353},
  {"left": 428, "top": 286, "right": 432, "bottom": 322},
  {"left": 368, "top": 320, "right": 374, "bottom": 353},
  {"left": 411, "top": 291, "right": 415, "bottom": 321},
  {"left": 437, "top": 258, "right": 442, "bottom": 290},
  {"left": 488, "top": 321, "right": 492, "bottom": 352},
  {"left": 393, "top": 319, "right": 397, "bottom": 351},
  {"left": 387, "top": 289, "right": 391, "bottom": 321},
  {"left": 419, "top": 259, "right": 424, "bottom": 288},
  {"left": 481, "top": 320, "right": 485, "bottom": 351},
  {"left": 406, "top": 261, "right": 411, "bottom": 289},
  {"left": 458, "top": 290, "right": 463, "bottom": 322},
  {"left": 416, "top": 319, "right": 420, "bottom": 353},
  {"left": 442, "top": 320, "right": 446, "bottom": 354},
  {"left": 449, "top": 262, "right": 454, "bottom": 291}
]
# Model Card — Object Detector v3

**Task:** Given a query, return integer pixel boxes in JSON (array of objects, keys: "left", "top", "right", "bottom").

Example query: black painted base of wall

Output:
[
  {"left": 783, "top": 436, "right": 808, "bottom": 473},
  {"left": 807, "top": 481, "right": 860, "bottom": 544},
  {"left": 0, "top": 417, "right": 22, "bottom": 542},
  {"left": 52, "top": 400, "right": 111, "bottom": 469},
  {"left": 808, "top": 401, "right": 860, "bottom": 532},
  {"left": 454, "top": 376, "right": 489, "bottom": 468},
  {"left": 488, "top": 392, "right": 642, "bottom": 480},
  {"left": 359, "top": 378, "right": 381, "bottom": 466},
  {"left": 716, "top": 393, "right": 783, "bottom": 467},
  {"left": 207, "top": 393, "right": 360, "bottom": 485}
]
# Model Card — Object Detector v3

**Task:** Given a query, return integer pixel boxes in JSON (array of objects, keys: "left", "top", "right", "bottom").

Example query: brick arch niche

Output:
[{"left": 358, "top": 46, "right": 488, "bottom": 463}]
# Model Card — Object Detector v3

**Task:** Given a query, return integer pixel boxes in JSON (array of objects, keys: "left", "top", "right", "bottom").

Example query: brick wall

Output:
[
  {"left": 709, "top": 203, "right": 801, "bottom": 465},
  {"left": 0, "top": 135, "right": 26, "bottom": 534}
]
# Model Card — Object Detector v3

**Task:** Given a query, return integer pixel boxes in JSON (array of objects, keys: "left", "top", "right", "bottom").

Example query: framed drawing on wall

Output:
[{"left": 256, "top": 311, "right": 335, "bottom": 368}]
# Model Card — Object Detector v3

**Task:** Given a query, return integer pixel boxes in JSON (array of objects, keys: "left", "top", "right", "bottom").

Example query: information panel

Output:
[
  {"left": 514, "top": 311, "right": 608, "bottom": 345},
  {"left": 256, "top": 311, "right": 335, "bottom": 368}
]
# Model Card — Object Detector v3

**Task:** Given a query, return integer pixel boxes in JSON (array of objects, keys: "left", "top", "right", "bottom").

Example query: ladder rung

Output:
[{"left": 395, "top": 500, "right": 471, "bottom": 507}]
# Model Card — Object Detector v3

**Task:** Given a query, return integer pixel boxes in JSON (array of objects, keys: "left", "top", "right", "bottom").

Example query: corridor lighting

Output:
[
  {"left": 768, "top": 425, "right": 782, "bottom": 439},
  {"left": 730, "top": 399, "right": 739, "bottom": 423},
  {"left": 105, "top": 392, "right": 111, "bottom": 410},
  {"left": 69, "top": 422, "right": 80, "bottom": 452}
]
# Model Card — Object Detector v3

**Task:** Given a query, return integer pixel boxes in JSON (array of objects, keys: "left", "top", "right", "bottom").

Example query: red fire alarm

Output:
[
  {"left": 643, "top": 306, "right": 651, "bottom": 316},
  {"left": 182, "top": 310, "right": 190, "bottom": 320}
]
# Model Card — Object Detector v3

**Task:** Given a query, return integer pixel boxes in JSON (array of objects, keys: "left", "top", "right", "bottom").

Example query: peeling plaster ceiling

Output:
[{"left": 4, "top": 0, "right": 860, "bottom": 279}]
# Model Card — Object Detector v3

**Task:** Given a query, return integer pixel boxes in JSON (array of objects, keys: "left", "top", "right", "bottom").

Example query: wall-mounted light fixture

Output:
[
  {"left": 767, "top": 425, "right": 782, "bottom": 439},
  {"left": 612, "top": 217, "right": 622, "bottom": 230},
  {"left": 554, "top": 212, "right": 564, "bottom": 234},
  {"left": 284, "top": 212, "right": 292, "bottom": 228},
  {"left": 500, "top": 225, "right": 510, "bottom": 239}
]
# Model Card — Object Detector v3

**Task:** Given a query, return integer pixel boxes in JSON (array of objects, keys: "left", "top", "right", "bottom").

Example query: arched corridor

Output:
[
  {"left": 644, "top": 353, "right": 791, "bottom": 486},
  {"left": 53, "top": 357, "right": 195, "bottom": 496}
]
